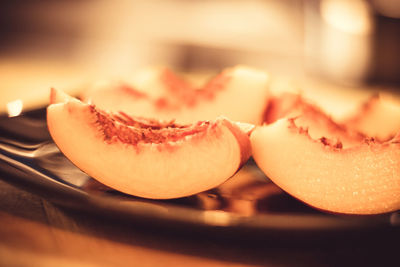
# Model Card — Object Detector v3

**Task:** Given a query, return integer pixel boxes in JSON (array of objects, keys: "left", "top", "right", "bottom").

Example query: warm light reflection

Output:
[
  {"left": 73, "top": 0, "right": 302, "bottom": 75},
  {"left": 320, "top": 0, "right": 372, "bottom": 35},
  {"left": 202, "top": 211, "right": 231, "bottom": 226},
  {"left": 6, "top": 99, "right": 23, "bottom": 117},
  {"left": 318, "top": 0, "right": 373, "bottom": 84}
]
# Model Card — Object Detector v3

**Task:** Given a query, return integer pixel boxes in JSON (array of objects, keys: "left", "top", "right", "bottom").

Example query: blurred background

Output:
[{"left": 0, "top": 0, "right": 399, "bottom": 112}]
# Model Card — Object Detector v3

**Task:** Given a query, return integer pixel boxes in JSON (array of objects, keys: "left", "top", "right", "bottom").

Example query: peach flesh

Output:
[
  {"left": 157, "top": 69, "right": 231, "bottom": 109},
  {"left": 345, "top": 94, "right": 400, "bottom": 141},
  {"left": 264, "top": 92, "right": 366, "bottom": 148},
  {"left": 263, "top": 92, "right": 303, "bottom": 124},
  {"left": 47, "top": 93, "right": 251, "bottom": 199},
  {"left": 251, "top": 118, "right": 400, "bottom": 215},
  {"left": 92, "top": 108, "right": 209, "bottom": 147},
  {"left": 81, "top": 66, "right": 270, "bottom": 125}
]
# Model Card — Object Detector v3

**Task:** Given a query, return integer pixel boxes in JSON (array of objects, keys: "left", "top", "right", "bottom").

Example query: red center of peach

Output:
[
  {"left": 118, "top": 84, "right": 149, "bottom": 99},
  {"left": 287, "top": 118, "right": 345, "bottom": 150},
  {"left": 90, "top": 105, "right": 213, "bottom": 146},
  {"left": 155, "top": 69, "right": 231, "bottom": 110}
]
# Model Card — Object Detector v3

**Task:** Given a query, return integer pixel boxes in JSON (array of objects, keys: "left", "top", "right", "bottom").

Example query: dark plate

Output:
[{"left": 0, "top": 108, "right": 399, "bottom": 242}]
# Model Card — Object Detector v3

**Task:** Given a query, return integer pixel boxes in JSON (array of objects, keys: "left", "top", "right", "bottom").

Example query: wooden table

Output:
[
  {"left": 0, "top": 177, "right": 399, "bottom": 267},
  {"left": 0, "top": 179, "right": 262, "bottom": 267}
]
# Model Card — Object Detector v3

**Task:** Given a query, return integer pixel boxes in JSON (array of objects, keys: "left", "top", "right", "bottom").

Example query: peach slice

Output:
[
  {"left": 251, "top": 118, "right": 400, "bottom": 214},
  {"left": 264, "top": 92, "right": 366, "bottom": 148},
  {"left": 263, "top": 92, "right": 304, "bottom": 124},
  {"left": 50, "top": 87, "right": 75, "bottom": 103},
  {"left": 345, "top": 93, "right": 400, "bottom": 141},
  {"left": 81, "top": 66, "right": 269, "bottom": 124},
  {"left": 47, "top": 91, "right": 252, "bottom": 199}
]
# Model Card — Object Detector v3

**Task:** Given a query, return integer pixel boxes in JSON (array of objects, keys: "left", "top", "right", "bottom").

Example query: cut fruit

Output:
[
  {"left": 345, "top": 93, "right": 400, "bottom": 141},
  {"left": 50, "top": 87, "right": 75, "bottom": 104},
  {"left": 263, "top": 92, "right": 304, "bottom": 124},
  {"left": 47, "top": 90, "right": 252, "bottom": 199},
  {"left": 81, "top": 65, "right": 270, "bottom": 125},
  {"left": 251, "top": 118, "right": 400, "bottom": 214},
  {"left": 264, "top": 92, "right": 366, "bottom": 148}
]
